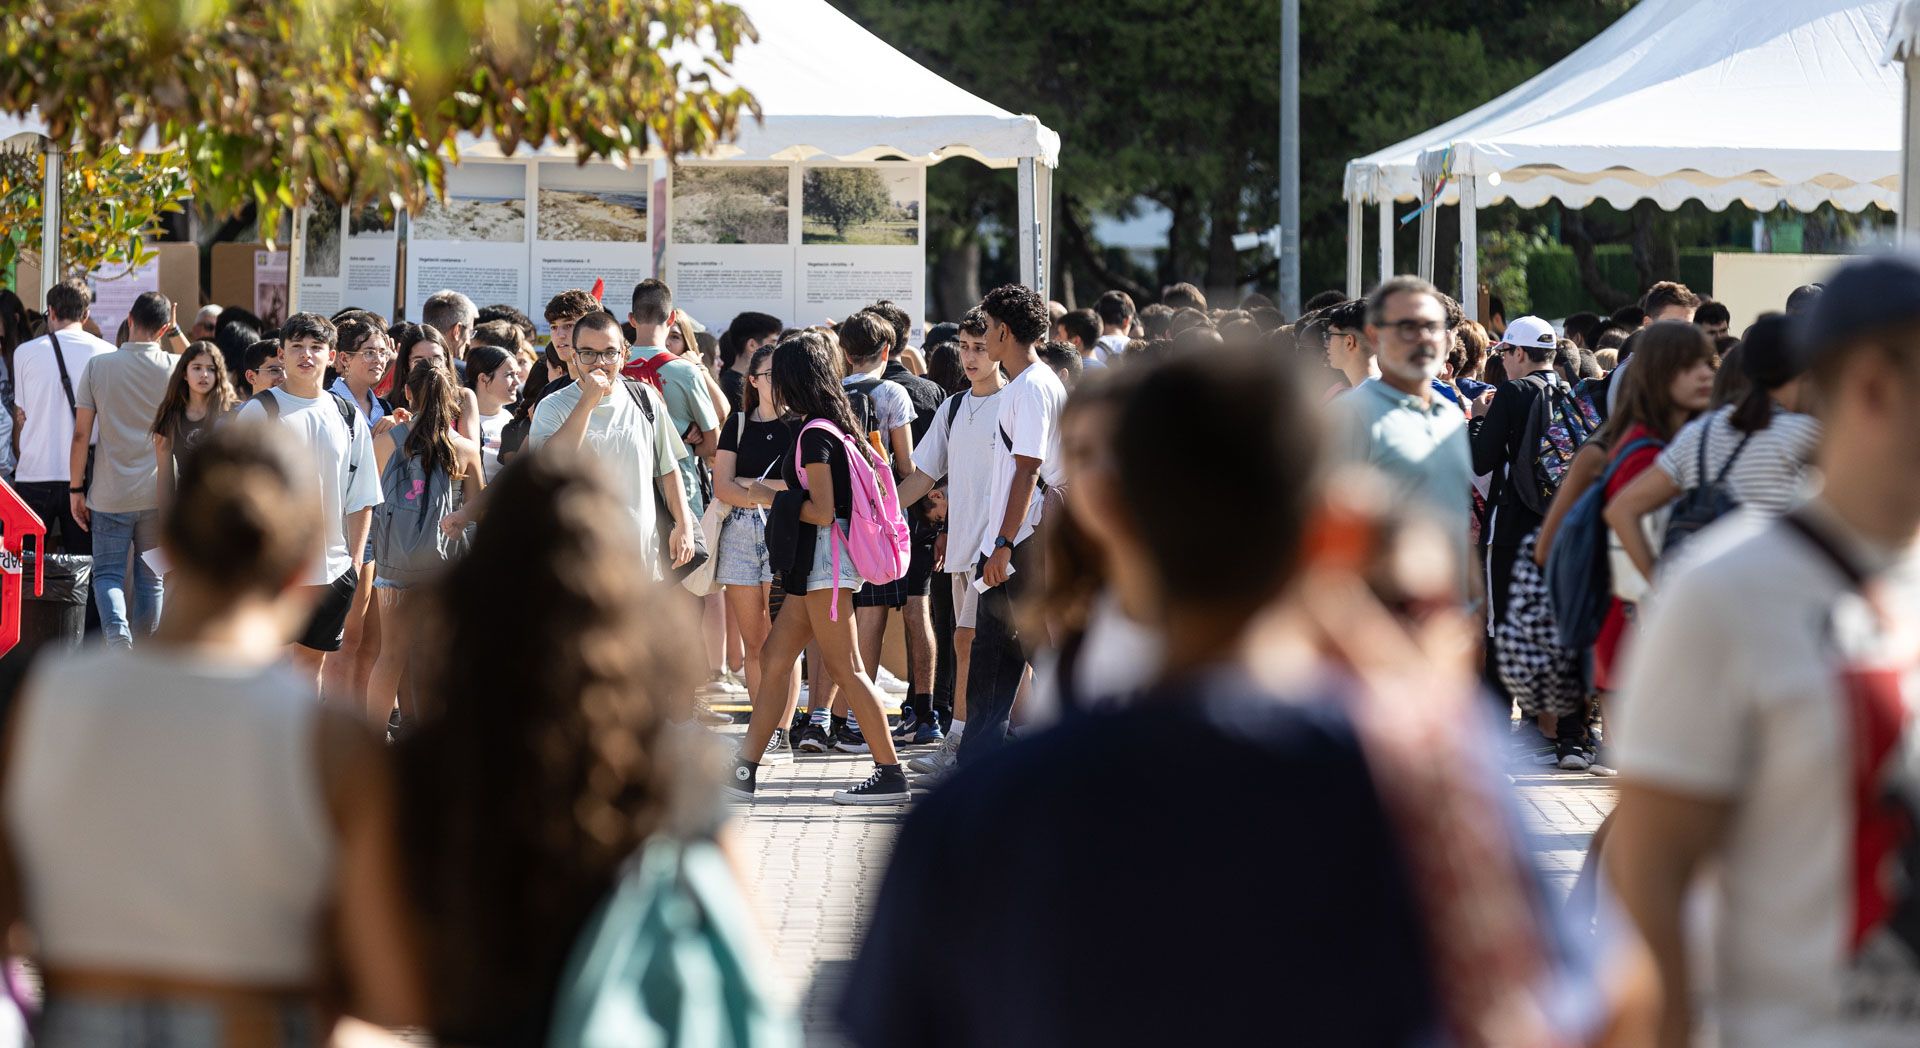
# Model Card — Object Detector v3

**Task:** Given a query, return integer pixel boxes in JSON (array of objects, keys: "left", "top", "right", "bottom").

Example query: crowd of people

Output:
[{"left": 0, "top": 248, "right": 1907, "bottom": 1046}]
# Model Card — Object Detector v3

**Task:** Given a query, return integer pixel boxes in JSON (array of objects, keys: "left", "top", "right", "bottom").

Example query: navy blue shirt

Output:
[{"left": 840, "top": 671, "right": 1441, "bottom": 1048}]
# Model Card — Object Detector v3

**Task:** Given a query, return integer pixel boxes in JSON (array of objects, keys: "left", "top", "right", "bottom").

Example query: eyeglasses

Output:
[
  {"left": 255, "top": 365, "right": 286, "bottom": 377},
  {"left": 574, "top": 349, "right": 623, "bottom": 365},
  {"left": 341, "top": 346, "right": 394, "bottom": 360},
  {"left": 1381, "top": 319, "right": 1446, "bottom": 342},
  {"left": 750, "top": 370, "right": 772, "bottom": 379}
]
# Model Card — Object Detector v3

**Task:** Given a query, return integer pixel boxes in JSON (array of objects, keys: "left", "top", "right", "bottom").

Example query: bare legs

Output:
[{"left": 741, "top": 588, "right": 900, "bottom": 768}]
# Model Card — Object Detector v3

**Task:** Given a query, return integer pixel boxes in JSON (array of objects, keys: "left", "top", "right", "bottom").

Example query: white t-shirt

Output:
[
  {"left": 13, "top": 328, "right": 112, "bottom": 483},
  {"left": 1615, "top": 504, "right": 1920, "bottom": 1046},
  {"left": 529, "top": 380, "right": 687, "bottom": 575},
  {"left": 976, "top": 362, "right": 1066, "bottom": 562},
  {"left": 1095, "top": 333, "right": 1130, "bottom": 364},
  {"left": 1656, "top": 404, "right": 1820, "bottom": 516},
  {"left": 476, "top": 409, "right": 510, "bottom": 483},
  {"left": 914, "top": 388, "right": 1004, "bottom": 572},
  {"left": 845, "top": 373, "right": 917, "bottom": 434},
  {"left": 235, "top": 389, "right": 382, "bottom": 586}
]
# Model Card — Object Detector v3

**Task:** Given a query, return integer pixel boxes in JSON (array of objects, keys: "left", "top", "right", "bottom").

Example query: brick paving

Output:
[{"left": 726, "top": 725, "right": 1618, "bottom": 1045}]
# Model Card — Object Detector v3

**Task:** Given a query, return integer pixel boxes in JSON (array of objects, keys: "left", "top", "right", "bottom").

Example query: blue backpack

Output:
[{"left": 1544, "top": 436, "right": 1659, "bottom": 650}]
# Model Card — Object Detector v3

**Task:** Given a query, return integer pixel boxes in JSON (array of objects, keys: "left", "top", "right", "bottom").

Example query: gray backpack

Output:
[{"left": 372, "top": 422, "right": 467, "bottom": 586}]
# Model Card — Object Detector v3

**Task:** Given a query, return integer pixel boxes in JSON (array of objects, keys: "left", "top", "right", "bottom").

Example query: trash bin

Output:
[{"left": 0, "top": 552, "right": 91, "bottom": 716}]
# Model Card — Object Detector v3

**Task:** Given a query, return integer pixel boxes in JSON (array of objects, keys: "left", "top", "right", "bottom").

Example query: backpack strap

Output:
[
  {"left": 1710, "top": 430, "right": 1753, "bottom": 485},
  {"left": 620, "top": 379, "right": 658, "bottom": 425},
  {"left": 945, "top": 392, "right": 965, "bottom": 435},
  {"left": 255, "top": 387, "right": 282, "bottom": 420},
  {"left": 1780, "top": 511, "right": 1869, "bottom": 590},
  {"left": 624, "top": 352, "right": 674, "bottom": 390},
  {"left": 45, "top": 331, "right": 78, "bottom": 418}
]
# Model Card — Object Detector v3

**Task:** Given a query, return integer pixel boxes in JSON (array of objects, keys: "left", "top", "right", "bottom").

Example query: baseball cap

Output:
[
  {"left": 1497, "top": 315, "right": 1557, "bottom": 351},
  {"left": 1797, "top": 254, "right": 1920, "bottom": 368}
]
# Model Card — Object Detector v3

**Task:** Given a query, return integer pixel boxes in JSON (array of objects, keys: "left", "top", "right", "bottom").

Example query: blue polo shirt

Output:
[{"left": 1340, "top": 377, "right": 1475, "bottom": 583}]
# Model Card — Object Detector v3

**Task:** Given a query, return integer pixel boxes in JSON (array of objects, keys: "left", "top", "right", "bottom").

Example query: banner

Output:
[
  {"left": 406, "top": 161, "right": 532, "bottom": 323},
  {"left": 296, "top": 199, "right": 399, "bottom": 318}
]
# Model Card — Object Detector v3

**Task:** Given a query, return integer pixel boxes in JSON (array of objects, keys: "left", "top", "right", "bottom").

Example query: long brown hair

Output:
[
  {"left": 1598, "top": 321, "right": 1713, "bottom": 446},
  {"left": 398, "top": 446, "right": 702, "bottom": 1038},
  {"left": 150, "top": 340, "right": 238, "bottom": 439},
  {"left": 401, "top": 358, "right": 465, "bottom": 481}
]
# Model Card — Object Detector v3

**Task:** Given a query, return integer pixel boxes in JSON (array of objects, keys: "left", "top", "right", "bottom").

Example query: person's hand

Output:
[
  {"left": 372, "top": 415, "right": 402, "bottom": 438},
  {"left": 582, "top": 369, "right": 615, "bottom": 400},
  {"left": 12, "top": 406, "right": 23, "bottom": 432},
  {"left": 933, "top": 532, "right": 948, "bottom": 569},
  {"left": 1474, "top": 388, "right": 1496, "bottom": 412},
  {"left": 981, "top": 544, "right": 1012, "bottom": 587},
  {"left": 668, "top": 522, "right": 695, "bottom": 567},
  {"left": 68, "top": 493, "right": 89, "bottom": 532},
  {"left": 439, "top": 509, "right": 470, "bottom": 539}
]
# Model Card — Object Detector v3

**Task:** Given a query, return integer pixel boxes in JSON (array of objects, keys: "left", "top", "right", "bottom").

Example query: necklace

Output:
[{"left": 965, "top": 391, "right": 992, "bottom": 423}]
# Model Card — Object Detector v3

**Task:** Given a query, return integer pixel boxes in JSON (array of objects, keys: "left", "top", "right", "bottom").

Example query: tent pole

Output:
[
  {"left": 39, "top": 143, "right": 61, "bottom": 303},
  {"left": 1460, "top": 174, "right": 1478, "bottom": 322},
  {"left": 1017, "top": 157, "right": 1040, "bottom": 294},
  {"left": 1036, "top": 161, "right": 1055, "bottom": 303},
  {"left": 1905, "top": 54, "right": 1920, "bottom": 244},
  {"left": 1416, "top": 186, "right": 1436, "bottom": 282},
  {"left": 1345, "top": 197, "right": 1362, "bottom": 298},
  {"left": 1378, "top": 198, "right": 1394, "bottom": 282}
]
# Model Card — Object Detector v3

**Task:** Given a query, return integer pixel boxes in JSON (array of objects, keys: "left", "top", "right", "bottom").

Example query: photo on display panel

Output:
[
  {"left": 801, "top": 166, "right": 920, "bottom": 247},
  {"left": 671, "top": 165, "right": 789, "bottom": 245},
  {"left": 537, "top": 164, "right": 648, "bottom": 243},
  {"left": 413, "top": 188, "right": 527, "bottom": 243},
  {"left": 349, "top": 203, "right": 397, "bottom": 236},
  {"left": 304, "top": 198, "right": 341, "bottom": 277}
]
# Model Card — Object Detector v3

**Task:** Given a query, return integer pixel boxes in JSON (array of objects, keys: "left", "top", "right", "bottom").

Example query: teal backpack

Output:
[{"left": 547, "top": 838, "right": 799, "bottom": 1048}]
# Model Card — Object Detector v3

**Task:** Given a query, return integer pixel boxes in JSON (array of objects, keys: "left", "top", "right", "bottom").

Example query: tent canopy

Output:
[
  {"left": 1349, "top": 0, "right": 1900, "bottom": 214},
  {"left": 1419, "top": 0, "right": 1899, "bottom": 214},
  {"left": 460, "top": 0, "right": 1059, "bottom": 169}
]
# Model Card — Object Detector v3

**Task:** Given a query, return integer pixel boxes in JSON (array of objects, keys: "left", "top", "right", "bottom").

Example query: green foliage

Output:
[
  {"left": 0, "top": 147, "right": 192, "bottom": 280},
  {"left": 803, "top": 168, "right": 889, "bottom": 236},
  {"left": 0, "top": 0, "right": 760, "bottom": 239},
  {"left": 1478, "top": 227, "right": 1554, "bottom": 315}
]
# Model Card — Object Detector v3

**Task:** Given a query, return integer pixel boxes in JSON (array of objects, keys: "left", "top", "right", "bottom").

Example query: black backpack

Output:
[{"left": 1659, "top": 427, "right": 1750, "bottom": 561}]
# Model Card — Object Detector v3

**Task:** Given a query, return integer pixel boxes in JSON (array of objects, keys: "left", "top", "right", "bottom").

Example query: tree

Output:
[
  {"left": 0, "top": 147, "right": 193, "bottom": 280},
  {"left": 0, "top": 0, "right": 761, "bottom": 238},
  {"left": 804, "top": 168, "right": 890, "bottom": 236}
]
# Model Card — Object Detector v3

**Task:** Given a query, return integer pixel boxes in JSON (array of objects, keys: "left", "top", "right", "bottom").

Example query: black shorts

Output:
[
  {"left": 903, "top": 530, "right": 937, "bottom": 597},
  {"left": 297, "top": 567, "right": 360, "bottom": 653}
]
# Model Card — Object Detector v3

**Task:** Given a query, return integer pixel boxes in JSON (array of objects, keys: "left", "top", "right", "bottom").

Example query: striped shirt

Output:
[{"left": 1655, "top": 404, "right": 1819, "bottom": 516}]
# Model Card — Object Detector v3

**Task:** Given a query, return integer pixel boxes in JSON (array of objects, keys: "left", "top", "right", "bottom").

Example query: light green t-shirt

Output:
[
  {"left": 627, "top": 345, "right": 718, "bottom": 513},
  {"left": 530, "top": 379, "right": 689, "bottom": 575}
]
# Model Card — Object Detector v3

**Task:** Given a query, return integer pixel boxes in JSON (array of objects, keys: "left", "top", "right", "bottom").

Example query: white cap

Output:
[{"left": 1498, "top": 315, "right": 1557, "bottom": 351}]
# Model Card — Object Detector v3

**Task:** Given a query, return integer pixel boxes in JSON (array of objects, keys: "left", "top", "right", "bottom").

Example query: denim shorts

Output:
[
  {"left": 714, "top": 508, "right": 774, "bottom": 587},
  {"left": 806, "top": 522, "right": 864, "bottom": 593},
  {"left": 40, "top": 995, "right": 318, "bottom": 1048}
]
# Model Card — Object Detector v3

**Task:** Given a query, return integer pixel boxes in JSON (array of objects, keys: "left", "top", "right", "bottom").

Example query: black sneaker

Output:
[
  {"left": 832, "top": 723, "right": 871, "bottom": 754},
  {"left": 789, "top": 707, "right": 811, "bottom": 740},
  {"left": 797, "top": 723, "right": 831, "bottom": 753},
  {"left": 723, "top": 757, "right": 758, "bottom": 802},
  {"left": 891, "top": 707, "right": 921, "bottom": 743},
  {"left": 762, "top": 728, "right": 794, "bottom": 766},
  {"left": 832, "top": 764, "right": 911, "bottom": 806}
]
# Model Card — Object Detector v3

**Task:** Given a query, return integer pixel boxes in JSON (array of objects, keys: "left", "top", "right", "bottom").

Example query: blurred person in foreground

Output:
[
  {"left": 1608, "top": 253, "right": 1920, "bottom": 1047},
  {"left": 843, "top": 347, "right": 1651, "bottom": 1047},
  {"left": 0, "top": 423, "right": 423, "bottom": 1045}
]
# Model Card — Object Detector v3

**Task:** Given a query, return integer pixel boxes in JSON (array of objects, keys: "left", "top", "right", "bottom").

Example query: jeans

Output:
[
  {"left": 957, "top": 539, "right": 1039, "bottom": 767},
  {"left": 90, "top": 507, "right": 162, "bottom": 647}
]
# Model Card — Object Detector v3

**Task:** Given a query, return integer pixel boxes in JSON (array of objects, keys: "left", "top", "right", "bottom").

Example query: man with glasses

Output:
[
  {"left": 1469, "top": 313, "right": 1565, "bottom": 715},
  {"left": 530, "top": 310, "right": 695, "bottom": 580},
  {"left": 1339, "top": 277, "right": 1474, "bottom": 588}
]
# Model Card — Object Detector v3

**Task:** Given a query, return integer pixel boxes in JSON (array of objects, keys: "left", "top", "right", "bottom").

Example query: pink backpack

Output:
[{"left": 793, "top": 418, "right": 911, "bottom": 620}]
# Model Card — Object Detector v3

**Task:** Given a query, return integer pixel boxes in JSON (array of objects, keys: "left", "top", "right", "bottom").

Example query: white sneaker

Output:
[
  {"left": 908, "top": 729, "right": 961, "bottom": 776},
  {"left": 874, "top": 667, "right": 910, "bottom": 696}
]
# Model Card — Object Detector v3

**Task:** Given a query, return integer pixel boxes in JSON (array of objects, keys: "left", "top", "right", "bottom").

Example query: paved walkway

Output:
[{"left": 727, "top": 729, "right": 1617, "bottom": 1046}]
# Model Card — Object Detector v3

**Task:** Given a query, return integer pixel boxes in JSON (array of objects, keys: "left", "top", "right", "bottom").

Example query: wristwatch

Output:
[{"left": 993, "top": 536, "right": 1014, "bottom": 552}]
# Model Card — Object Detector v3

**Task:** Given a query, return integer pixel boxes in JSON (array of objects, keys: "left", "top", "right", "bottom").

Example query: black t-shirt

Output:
[
  {"left": 716, "top": 410, "right": 793, "bottom": 483},
  {"left": 719, "top": 368, "right": 746, "bottom": 418},
  {"left": 772, "top": 417, "right": 858, "bottom": 595},
  {"left": 839, "top": 669, "right": 1439, "bottom": 1048},
  {"left": 1469, "top": 371, "right": 1558, "bottom": 546},
  {"left": 883, "top": 360, "right": 946, "bottom": 446}
]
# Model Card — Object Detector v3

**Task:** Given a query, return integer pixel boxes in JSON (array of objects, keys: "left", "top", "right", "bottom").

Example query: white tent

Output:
[
  {"left": 4, "top": 0, "right": 1063, "bottom": 300},
  {"left": 1342, "top": 0, "right": 1902, "bottom": 315}
]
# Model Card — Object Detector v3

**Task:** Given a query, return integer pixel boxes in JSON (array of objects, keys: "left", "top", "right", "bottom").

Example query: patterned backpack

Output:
[{"left": 1510, "top": 374, "right": 1600, "bottom": 517}]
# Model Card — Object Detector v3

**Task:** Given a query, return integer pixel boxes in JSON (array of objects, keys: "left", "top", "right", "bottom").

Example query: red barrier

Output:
[{"left": 0, "top": 481, "right": 48, "bottom": 660}]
